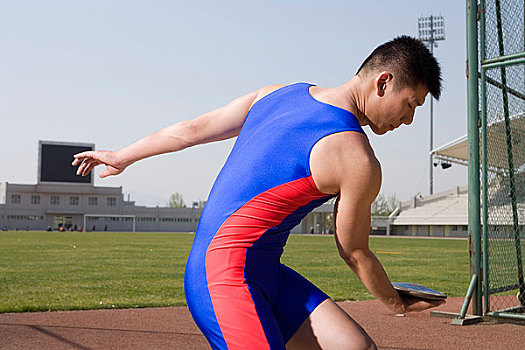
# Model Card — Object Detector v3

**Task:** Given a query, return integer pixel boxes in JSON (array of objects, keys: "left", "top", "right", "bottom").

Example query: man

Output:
[{"left": 73, "top": 36, "right": 443, "bottom": 350}]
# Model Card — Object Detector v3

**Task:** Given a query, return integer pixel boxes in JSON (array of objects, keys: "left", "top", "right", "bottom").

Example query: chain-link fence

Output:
[{"left": 480, "top": 0, "right": 525, "bottom": 318}]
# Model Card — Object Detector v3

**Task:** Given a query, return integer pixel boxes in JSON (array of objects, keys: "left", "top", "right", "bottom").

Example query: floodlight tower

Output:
[{"left": 418, "top": 15, "right": 445, "bottom": 195}]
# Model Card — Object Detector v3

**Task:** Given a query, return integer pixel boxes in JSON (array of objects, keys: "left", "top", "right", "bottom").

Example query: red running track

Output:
[{"left": 1, "top": 298, "right": 524, "bottom": 349}]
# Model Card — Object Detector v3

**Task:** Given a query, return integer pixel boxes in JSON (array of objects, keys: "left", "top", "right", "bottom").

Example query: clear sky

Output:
[{"left": 1, "top": 0, "right": 467, "bottom": 207}]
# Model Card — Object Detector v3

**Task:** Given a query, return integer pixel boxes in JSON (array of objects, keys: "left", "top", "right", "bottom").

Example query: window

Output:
[
  {"left": 107, "top": 197, "right": 116, "bottom": 207},
  {"left": 11, "top": 194, "right": 21, "bottom": 204},
  {"left": 170, "top": 217, "right": 192, "bottom": 223},
  {"left": 7, "top": 215, "right": 42, "bottom": 220},
  {"left": 88, "top": 197, "right": 98, "bottom": 206},
  {"left": 70, "top": 196, "right": 79, "bottom": 206},
  {"left": 138, "top": 217, "right": 156, "bottom": 222},
  {"left": 51, "top": 196, "right": 60, "bottom": 205},
  {"left": 31, "top": 195, "right": 40, "bottom": 205}
]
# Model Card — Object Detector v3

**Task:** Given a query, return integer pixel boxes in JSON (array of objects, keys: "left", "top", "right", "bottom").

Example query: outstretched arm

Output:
[{"left": 73, "top": 84, "right": 284, "bottom": 178}]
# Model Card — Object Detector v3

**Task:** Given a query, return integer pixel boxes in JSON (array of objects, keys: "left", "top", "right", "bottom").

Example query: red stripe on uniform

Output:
[{"left": 205, "top": 176, "right": 326, "bottom": 349}]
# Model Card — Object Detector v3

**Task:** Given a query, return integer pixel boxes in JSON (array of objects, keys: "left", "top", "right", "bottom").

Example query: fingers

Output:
[
  {"left": 418, "top": 300, "right": 445, "bottom": 310},
  {"left": 75, "top": 158, "right": 86, "bottom": 176},
  {"left": 72, "top": 150, "right": 123, "bottom": 178},
  {"left": 435, "top": 299, "right": 446, "bottom": 305},
  {"left": 72, "top": 151, "right": 95, "bottom": 164},
  {"left": 82, "top": 160, "right": 98, "bottom": 176},
  {"left": 75, "top": 157, "right": 101, "bottom": 176},
  {"left": 405, "top": 299, "right": 446, "bottom": 313},
  {"left": 72, "top": 151, "right": 106, "bottom": 176},
  {"left": 77, "top": 159, "right": 89, "bottom": 176},
  {"left": 72, "top": 152, "right": 91, "bottom": 171}
]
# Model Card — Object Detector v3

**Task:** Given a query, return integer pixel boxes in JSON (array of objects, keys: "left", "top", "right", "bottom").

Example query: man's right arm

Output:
[
  {"left": 328, "top": 137, "right": 407, "bottom": 313},
  {"left": 333, "top": 165, "right": 444, "bottom": 313},
  {"left": 73, "top": 84, "right": 285, "bottom": 177},
  {"left": 310, "top": 132, "right": 443, "bottom": 314}
]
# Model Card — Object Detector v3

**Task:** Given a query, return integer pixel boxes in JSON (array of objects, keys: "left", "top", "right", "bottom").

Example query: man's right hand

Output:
[
  {"left": 72, "top": 150, "right": 129, "bottom": 178},
  {"left": 398, "top": 296, "right": 446, "bottom": 314}
]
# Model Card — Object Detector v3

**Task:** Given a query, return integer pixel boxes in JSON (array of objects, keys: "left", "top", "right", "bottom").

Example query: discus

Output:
[{"left": 392, "top": 282, "right": 447, "bottom": 301}]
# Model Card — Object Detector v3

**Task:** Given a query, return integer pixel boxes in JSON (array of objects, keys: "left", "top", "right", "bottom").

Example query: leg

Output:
[
  {"left": 186, "top": 247, "right": 286, "bottom": 350},
  {"left": 286, "top": 299, "right": 376, "bottom": 350},
  {"left": 272, "top": 264, "right": 376, "bottom": 350}
]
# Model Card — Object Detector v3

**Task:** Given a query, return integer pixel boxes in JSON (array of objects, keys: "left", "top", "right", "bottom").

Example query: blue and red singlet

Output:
[{"left": 184, "top": 83, "right": 365, "bottom": 349}]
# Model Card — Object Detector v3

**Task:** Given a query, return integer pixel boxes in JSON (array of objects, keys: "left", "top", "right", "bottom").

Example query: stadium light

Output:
[
  {"left": 418, "top": 15, "right": 446, "bottom": 44},
  {"left": 418, "top": 15, "right": 445, "bottom": 195}
]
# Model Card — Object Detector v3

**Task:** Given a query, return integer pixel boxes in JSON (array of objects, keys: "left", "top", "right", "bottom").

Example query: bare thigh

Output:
[{"left": 286, "top": 298, "right": 377, "bottom": 350}]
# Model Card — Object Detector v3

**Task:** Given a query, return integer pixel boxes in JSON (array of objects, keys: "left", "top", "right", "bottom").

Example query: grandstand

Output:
[{"left": 389, "top": 186, "right": 468, "bottom": 237}]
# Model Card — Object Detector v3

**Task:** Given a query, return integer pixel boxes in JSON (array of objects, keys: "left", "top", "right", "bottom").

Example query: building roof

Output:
[
  {"left": 431, "top": 111, "right": 525, "bottom": 170},
  {"left": 430, "top": 135, "right": 468, "bottom": 166}
]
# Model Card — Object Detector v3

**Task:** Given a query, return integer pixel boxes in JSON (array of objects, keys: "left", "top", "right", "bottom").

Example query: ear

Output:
[{"left": 374, "top": 71, "right": 393, "bottom": 97}]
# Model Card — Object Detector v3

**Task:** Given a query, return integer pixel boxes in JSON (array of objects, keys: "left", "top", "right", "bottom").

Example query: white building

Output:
[
  {"left": 389, "top": 186, "right": 469, "bottom": 237},
  {"left": 0, "top": 181, "right": 202, "bottom": 232},
  {"left": 0, "top": 140, "right": 204, "bottom": 232}
]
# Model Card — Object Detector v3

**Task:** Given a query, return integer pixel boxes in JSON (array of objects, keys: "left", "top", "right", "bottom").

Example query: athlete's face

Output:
[{"left": 365, "top": 77, "right": 428, "bottom": 135}]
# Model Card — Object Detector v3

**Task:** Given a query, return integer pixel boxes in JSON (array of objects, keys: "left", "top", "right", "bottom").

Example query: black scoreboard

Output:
[{"left": 39, "top": 141, "right": 94, "bottom": 184}]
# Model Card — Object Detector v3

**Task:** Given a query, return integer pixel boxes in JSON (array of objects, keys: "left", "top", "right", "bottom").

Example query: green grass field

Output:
[{"left": 0, "top": 231, "right": 469, "bottom": 313}]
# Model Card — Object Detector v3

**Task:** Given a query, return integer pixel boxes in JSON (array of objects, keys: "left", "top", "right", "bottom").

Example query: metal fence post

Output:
[{"left": 467, "top": 0, "right": 483, "bottom": 316}]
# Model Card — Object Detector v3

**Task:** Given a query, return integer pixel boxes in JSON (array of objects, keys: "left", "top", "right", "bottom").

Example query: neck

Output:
[{"left": 337, "top": 76, "right": 368, "bottom": 125}]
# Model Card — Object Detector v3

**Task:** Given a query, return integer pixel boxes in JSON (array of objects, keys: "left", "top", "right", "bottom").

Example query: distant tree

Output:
[
  {"left": 168, "top": 192, "right": 187, "bottom": 208},
  {"left": 371, "top": 193, "right": 398, "bottom": 216}
]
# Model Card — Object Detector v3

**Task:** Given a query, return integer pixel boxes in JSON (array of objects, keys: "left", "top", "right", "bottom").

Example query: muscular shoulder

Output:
[
  {"left": 249, "top": 84, "right": 287, "bottom": 109},
  {"left": 310, "top": 131, "right": 381, "bottom": 201}
]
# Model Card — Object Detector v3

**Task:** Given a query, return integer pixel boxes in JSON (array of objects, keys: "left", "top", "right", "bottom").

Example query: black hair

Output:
[{"left": 356, "top": 35, "right": 442, "bottom": 100}]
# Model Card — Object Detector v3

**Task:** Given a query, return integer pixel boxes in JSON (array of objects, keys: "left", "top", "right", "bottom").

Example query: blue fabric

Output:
[{"left": 184, "top": 82, "right": 365, "bottom": 349}]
